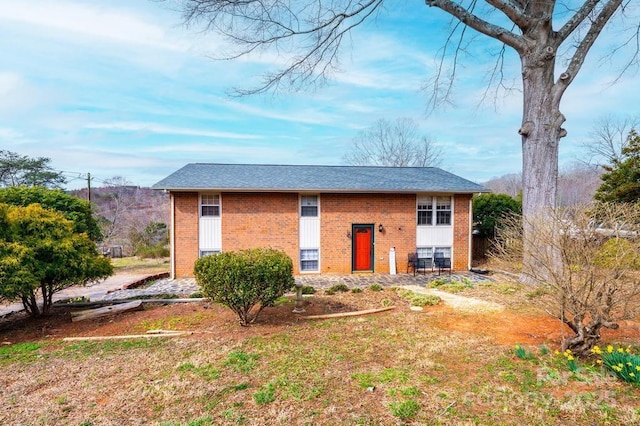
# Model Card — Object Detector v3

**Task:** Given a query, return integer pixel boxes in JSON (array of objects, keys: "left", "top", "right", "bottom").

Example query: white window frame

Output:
[
  {"left": 199, "top": 250, "right": 221, "bottom": 258},
  {"left": 300, "top": 195, "right": 319, "bottom": 217},
  {"left": 417, "top": 196, "right": 452, "bottom": 226},
  {"left": 300, "top": 248, "right": 319, "bottom": 272},
  {"left": 417, "top": 196, "right": 433, "bottom": 226},
  {"left": 200, "top": 194, "right": 221, "bottom": 217},
  {"left": 435, "top": 196, "right": 452, "bottom": 226},
  {"left": 416, "top": 246, "right": 452, "bottom": 262},
  {"left": 434, "top": 246, "right": 452, "bottom": 258},
  {"left": 416, "top": 247, "right": 433, "bottom": 259}
]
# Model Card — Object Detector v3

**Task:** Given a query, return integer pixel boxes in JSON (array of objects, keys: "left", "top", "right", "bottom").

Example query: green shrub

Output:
[
  {"left": 428, "top": 277, "right": 473, "bottom": 293},
  {"left": 328, "top": 283, "right": 349, "bottom": 293},
  {"left": 351, "top": 287, "right": 363, "bottom": 294},
  {"left": 135, "top": 244, "right": 170, "bottom": 259},
  {"left": 381, "top": 298, "right": 394, "bottom": 307},
  {"left": 394, "top": 288, "right": 441, "bottom": 307},
  {"left": 595, "top": 238, "right": 640, "bottom": 269},
  {"left": 324, "top": 289, "right": 335, "bottom": 295},
  {"left": 409, "top": 294, "right": 441, "bottom": 307},
  {"left": 301, "top": 285, "right": 316, "bottom": 294},
  {"left": 194, "top": 248, "right": 295, "bottom": 326},
  {"left": 369, "top": 283, "right": 383, "bottom": 292},
  {"left": 396, "top": 289, "right": 414, "bottom": 299}
]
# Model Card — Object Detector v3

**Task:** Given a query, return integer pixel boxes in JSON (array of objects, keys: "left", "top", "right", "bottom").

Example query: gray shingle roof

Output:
[{"left": 152, "top": 163, "right": 489, "bottom": 194}]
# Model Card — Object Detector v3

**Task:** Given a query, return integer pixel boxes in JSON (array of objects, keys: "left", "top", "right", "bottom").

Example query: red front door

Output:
[{"left": 353, "top": 225, "right": 373, "bottom": 271}]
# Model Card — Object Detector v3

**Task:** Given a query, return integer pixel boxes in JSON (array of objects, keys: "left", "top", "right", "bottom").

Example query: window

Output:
[
  {"left": 436, "top": 196, "right": 451, "bottom": 225},
  {"left": 417, "top": 197, "right": 433, "bottom": 225},
  {"left": 434, "top": 247, "right": 451, "bottom": 259},
  {"left": 416, "top": 247, "right": 433, "bottom": 259},
  {"left": 199, "top": 250, "right": 220, "bottom": 258},
  {"left": 201, "top": 194, "right": 220, "bottom": 217},
  {"left": 300, "top": 195, "right": 318, "bottom": 217},
  {"left": 300, "top": 249, "right": 319, "bottom": 271}
]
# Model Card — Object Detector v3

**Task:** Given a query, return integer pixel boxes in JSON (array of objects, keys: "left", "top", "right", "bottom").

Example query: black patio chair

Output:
[
  {"left": 408, "top": 253, "right": 433, "bottom": 276},
  {"left": 434, "top": 255, "right": 451, "bottom": 275}
]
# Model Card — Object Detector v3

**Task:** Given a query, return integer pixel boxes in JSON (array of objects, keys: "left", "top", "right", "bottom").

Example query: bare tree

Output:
[
  {"left": 557, "top": 162, "right": 602, "bottom": 207},
  {"left": 493, "top": 203, "right": 640, "bottom": 356},
  {"left": 484, "top": 173, "right": 522, "bottom": 198},
  {"left": 173, "top": 0, "right": 639, "bottom": 278},
  {"left": 91, "top": 177, "right": 170, "bottom": 255},
  {"left": 343, "top": 118, "right": 443, "bottom": 167},
  {"left": 583, "top": 115, "right": 640, "bottom": 165}
]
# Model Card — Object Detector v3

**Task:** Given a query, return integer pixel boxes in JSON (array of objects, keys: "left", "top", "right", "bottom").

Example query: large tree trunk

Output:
[{"left": 518, "top": 37, "right": 563, "bottom": 285}]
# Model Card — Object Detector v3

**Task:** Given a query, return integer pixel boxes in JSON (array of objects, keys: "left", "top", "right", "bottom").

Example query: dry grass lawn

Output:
[{"left": 1, "top": 278, "right": 639, "bottom": 425}]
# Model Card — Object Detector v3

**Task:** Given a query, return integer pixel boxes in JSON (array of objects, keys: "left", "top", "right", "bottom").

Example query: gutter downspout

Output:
[
  {"left": 468, "top": 197, "right": 473, "bottom": 270},
  {"left": 170, "top": 192, "right": 175, "bottom": 279}
]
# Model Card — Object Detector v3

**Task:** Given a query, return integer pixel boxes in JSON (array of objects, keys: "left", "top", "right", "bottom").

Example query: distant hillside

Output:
[{"left": 71, "top": 186, "right": 169, "bottom": 255}]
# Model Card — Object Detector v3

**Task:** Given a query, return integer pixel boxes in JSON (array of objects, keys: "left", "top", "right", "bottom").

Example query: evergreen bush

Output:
[{"left": 194, "top": 248, "right": 295, "bottom": 326}]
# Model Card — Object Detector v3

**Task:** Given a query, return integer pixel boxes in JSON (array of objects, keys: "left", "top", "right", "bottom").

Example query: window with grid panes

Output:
[
  {"left": 417, "top": 197, "right": 433, "bottom": 225},
  {"left": 434, "top": 247, "right": 451, "bottom": 258},
  {"left": 436, "top": 196, "right": 451, "bottom": 225},
  {"left": 416, "top": 247, "right": 433, "bottom": 259},
  {"left": 300, "top": 195, "right": 318, "bottom": 217},
  {"left": 300, "top": 249, "right": 319, "bottom": 271},
  {"left": 200, "top": 194, "right": 220, "bottom": 217}
]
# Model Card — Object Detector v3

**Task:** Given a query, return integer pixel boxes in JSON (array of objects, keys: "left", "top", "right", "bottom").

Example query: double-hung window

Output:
[
  {"left": 417, "top": 196, "right": 451, "bottom": 226},
  {"left": 300, "top": 249, "right": 319, "bottom": 272},
  {"left": 417, "top": 197, "right": 433, "bottom": 225},
  {"left": 416, "top": 247, "right": 433, "bottom": 260},
  {"left": 300, "top": 195, "right": 318, "bottom": 217},
  {"left": 434, "top": 247, "right": 451, "bottom": 259},
  {"left": 435, "top": 197, "right": 451, "bottom": 225},
  {"left": 201, "top": 194, "right": 220, "bottom": 217}
]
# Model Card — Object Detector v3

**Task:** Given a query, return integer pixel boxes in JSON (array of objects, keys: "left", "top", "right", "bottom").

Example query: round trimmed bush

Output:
[{"left": 194, "top": 248, "right": 295, "bottom": 326}]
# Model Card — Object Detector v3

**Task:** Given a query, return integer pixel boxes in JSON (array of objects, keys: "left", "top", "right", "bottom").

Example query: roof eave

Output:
[{"left": 152, "top": 186, "right": 490, "bottom": 194}]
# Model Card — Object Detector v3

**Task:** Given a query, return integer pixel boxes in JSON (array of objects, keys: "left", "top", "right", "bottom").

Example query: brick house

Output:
[{"left": 152, "top": 164, "right": 489, "bottom": 278}]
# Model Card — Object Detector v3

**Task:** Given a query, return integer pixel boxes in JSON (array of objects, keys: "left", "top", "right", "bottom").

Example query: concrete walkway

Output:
[
  {"left": 0, "top": 274, "right": 151, "bottom": 317},
  {"left": 402, "top": 284, "right": 504, "bottom": 313}
]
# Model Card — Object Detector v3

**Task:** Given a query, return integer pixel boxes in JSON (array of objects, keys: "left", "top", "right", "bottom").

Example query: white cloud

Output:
[
  {"left": 0, "top": 127, "right": 22, "bottom": 140},
  {"left": 0, "top": 1, "right": 188, "bottom": 51},
  {"left": 0, "top": 72, "right": 59, "bottom": 116},
  {"left": 0, "top": 71, "right": 22, "bottom": 96},
  {"left": 85, "top": 122, "right": 263, "bottom": 140}
]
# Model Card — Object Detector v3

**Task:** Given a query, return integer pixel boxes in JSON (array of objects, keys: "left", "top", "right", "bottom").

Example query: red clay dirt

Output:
[{"left": 2, "top": 292, "right": 639, "bottom": 349}]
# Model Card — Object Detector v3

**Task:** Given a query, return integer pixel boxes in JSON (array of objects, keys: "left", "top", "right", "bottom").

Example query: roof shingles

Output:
[{"left": 152, "top": 164, "right": 489, "bottom": 194}]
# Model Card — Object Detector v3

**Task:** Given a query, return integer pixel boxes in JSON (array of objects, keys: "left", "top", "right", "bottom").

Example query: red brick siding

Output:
[
  {"left": 221, "top": 193, "right": 300, "bottom": 273},
  {"left": 320, "top": 193, "right": 416, "bottom": 274},
  {"left": 170, "top": 191, "right": 473, "bottom": 277},
  {"left": 453, "top": 194, "right": 472, "bottom": 270},
  {"left": 173, "top": 192, "right": 199, "bottom": 278}
]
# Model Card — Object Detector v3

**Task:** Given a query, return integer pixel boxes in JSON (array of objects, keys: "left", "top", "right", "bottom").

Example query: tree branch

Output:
[
  {"left": 483, "top": 0, "right": 529, "bottom": 30},
  {"left": 553, "top": 0, "right": 624, "bottom": 102},
  {"left": 425, "top": 0, "right": 524, "bottom": 51},
  {"left": 556, "top": 0, "right": 602, "bottom": 43},
  {"left": 181, "top": 0, "right": 385, "bottom": 95}
]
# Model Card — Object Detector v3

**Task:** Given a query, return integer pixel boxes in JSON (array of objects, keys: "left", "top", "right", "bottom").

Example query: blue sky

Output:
[{"left": 0, "top": 0, "right": 638, "bottom": 190}]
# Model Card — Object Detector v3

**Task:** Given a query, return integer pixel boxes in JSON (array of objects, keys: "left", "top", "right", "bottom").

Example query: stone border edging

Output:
[{"left": 120, "top": 272, "right": 170, "bottom": 290}]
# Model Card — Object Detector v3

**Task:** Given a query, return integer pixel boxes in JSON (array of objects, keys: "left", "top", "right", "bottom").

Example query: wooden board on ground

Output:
[{"left": 71, "top": 300, "right": 143, "bottom": 322}]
